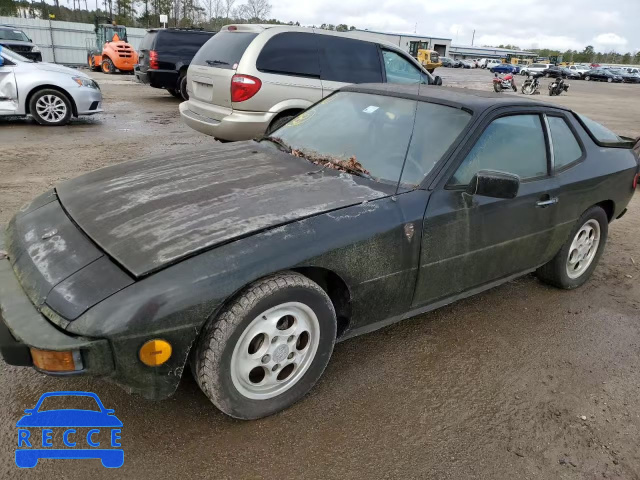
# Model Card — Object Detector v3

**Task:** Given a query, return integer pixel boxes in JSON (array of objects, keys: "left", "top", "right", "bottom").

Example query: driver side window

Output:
[{"left": 449, "top": 114, "right": 548, "bottom": 186}]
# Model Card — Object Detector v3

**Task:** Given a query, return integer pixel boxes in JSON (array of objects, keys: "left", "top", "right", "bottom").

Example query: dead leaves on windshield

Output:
[{"left": 291, "top": 149, "right": 371, "bottom": 176}]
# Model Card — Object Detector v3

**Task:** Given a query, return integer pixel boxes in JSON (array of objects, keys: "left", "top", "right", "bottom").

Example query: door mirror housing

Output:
[
  {"left": 466, "top": 170, "right": 520, "bottom": 199},
  {"left": 434, "top": 75, "right": 442, "bottom": 86}
]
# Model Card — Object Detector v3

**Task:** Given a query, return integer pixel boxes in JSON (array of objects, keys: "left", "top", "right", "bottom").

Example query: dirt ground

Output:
[{"left": 0, "top": 68, "right": 639, "bottom": 479}]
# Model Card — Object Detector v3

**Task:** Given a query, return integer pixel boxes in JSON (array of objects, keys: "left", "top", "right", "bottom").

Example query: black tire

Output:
[
  {"left": 101, "top": 57, "right": 115, "bottom": 74},
  {"left": 167, "top": 88, "right": 181, "bottom": 99},
  {"left": 192, "top": 272, "right": 337, "bottom": 420},
  {"left": 607, "top": 77, "right": 613, "bottom": 83},
  {"left": 493, "top": 82, "right": 502, "bottom": 93},
  {"left": 536, "top": 206, "right": 609, "bottom": 290},
  {"left": 266, "top": 113, "right": 297, "bottom": 135},
  {"left": 29, "top": 89, "right": 73, "bottom": 126},
  {"left": 178, "top": 73, "right": 189, "bottom": 101},
  {"left": 585, "top": 75, "right": 590, "bottom": 81}
]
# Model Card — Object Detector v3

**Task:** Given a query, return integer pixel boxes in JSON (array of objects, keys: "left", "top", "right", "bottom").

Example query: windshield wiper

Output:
[
  {"left": 261, "top": 136, "right": 292, "bottom": 153},
  {"left": 206, "top": 59, "right": 229, "bottom": 66}
]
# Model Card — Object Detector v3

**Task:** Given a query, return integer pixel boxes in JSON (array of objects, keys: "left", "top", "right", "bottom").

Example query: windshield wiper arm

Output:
[
  {"left": 261, "top": 136, "right": 292, "bottom": 153},
  {"left": 206, "top": 59, "right": 229, "bottom": 66}
]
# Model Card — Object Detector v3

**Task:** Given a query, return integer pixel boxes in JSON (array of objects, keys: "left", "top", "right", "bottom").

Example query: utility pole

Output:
[{"left": 471, "top": 29, "right": 475, "bottom": 46}]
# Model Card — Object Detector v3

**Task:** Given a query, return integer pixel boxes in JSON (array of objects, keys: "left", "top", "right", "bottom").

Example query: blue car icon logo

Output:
[{"left": 16, "top": 391, "right": 123, "bottom": 468}]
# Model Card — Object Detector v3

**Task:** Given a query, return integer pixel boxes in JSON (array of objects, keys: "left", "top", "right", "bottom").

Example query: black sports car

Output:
[
  {"left": 1, "top": 85, "right": 638, "bottom": 420},
  {"left": 584, "top": 68, "right": 623, "bottom": 83}
]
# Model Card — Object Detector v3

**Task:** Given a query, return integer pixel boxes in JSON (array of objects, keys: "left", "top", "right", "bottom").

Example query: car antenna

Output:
[{"left": 393, "top": 72, "right": 424, "bottom": 198}]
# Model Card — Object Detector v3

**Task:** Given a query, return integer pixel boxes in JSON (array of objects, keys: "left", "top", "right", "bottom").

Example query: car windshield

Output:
[
  {"left": 262, "top": 91, "right": 471, "bottom": 187},
  {"left": 37, "top": 395, "right": 101, "bottom": 412},
  {"left": 0, "top": 28, "right": 29, "bottom": 41}
]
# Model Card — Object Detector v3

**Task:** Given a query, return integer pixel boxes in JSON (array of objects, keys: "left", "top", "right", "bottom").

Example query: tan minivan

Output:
[{"left": 179, "top": 25, "right": 439, "bottom": 141}]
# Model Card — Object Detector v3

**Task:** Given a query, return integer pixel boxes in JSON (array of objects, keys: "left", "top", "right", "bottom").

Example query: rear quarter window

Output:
[
  {"left": 317, "top": 35, "right": 382, "bottom": 83},
  {"left": 256, "top": 32, "right": 320, "bottom": 77},
  {"left": 575, "top": 113, "right": 628, "bottom": 146},
  {"left": 139, "top": 32, "right": 157, "bottom": 51},
  {"left": 192, "top": 31, "right": 258, "bottom": 69}
]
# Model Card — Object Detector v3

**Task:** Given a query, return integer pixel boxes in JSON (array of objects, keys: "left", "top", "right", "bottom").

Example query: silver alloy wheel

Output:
[
  {"left": 230, "top": 302, "right": 320, "bottom": 400},
  {"left": 566, "top": 219, "right": 600, "bottom": 279},
  {"left": 35, "top": 94, "right": 67, "bottom": 124}
]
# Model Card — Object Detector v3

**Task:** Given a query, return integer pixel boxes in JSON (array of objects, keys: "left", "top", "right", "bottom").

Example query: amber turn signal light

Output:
[
  {"left": 139, "top": 339, "right": 172, "bottom": 366},
  {"left": 30, "top": 348, "right": 82, "bottom": 372}
]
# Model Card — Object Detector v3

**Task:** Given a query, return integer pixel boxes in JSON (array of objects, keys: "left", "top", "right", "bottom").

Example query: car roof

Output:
[{"left": 340, "top": 84, "right": 572, "bottom": 114}]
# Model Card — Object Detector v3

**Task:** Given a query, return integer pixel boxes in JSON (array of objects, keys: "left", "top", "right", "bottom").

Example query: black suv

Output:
[
  {"left": 135, "top": 28, "right": 215, "bottom": 100},
  {"left": 0, "top": 25, "right": 42, "bottom": 61}
]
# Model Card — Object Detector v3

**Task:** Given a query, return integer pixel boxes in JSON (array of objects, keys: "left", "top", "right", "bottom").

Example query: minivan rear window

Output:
[{"left": 192, "top": 31, "right": 258, "bottom": 69}]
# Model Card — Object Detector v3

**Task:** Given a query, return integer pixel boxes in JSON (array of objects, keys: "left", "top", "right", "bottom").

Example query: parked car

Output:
[
  {"left": 0, "top": 47, "right": 102, "bottom": 126},
  {"left": 135, "top": 28, "right": 216, "bottom": 101},
  {"left": 624, "top": 67, "right": 640, "bottom": 76},
  {"left": 490, "top": 63, "right": 519, "bottom": 74},
  {"left": 566, "top": 64, "right": 590, "bottom": 77},
  {"left": 605, "top": 67, "right": 640, "bottom": 84},
  {"left": 2, "top": 85, "right": 638, "bottom": 420},
  {"left": 543, "top": 65, "right": 581, "bottom": 79},
  {"left": 440, "top": 56, "right": 455, "bottom": 67},
  {"left": 522, "top": 63, "right": 552, "bottom": 76},
  {"left": 0, "top": 25, "right": 41, "bottom": 62},
  {"left": 460, "top": 59, "right": 476, "bottom": 69},
  {"left": 584, "top": 68, "right": 623, "bottom": 83},
  {"left": 180, "top": 25, "right": 438, "bottom": 141},
  {"left": 485, "top": 59, "right": 502, "bottom": 70},
  {"left": 452, "top": 59, "right": 464, "bottom": 68}
]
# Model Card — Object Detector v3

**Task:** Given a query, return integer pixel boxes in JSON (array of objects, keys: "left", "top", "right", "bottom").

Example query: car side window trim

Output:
[
  {"left": 442, "top": 110, "right": 552, "bottom": 190},
  {"left": 543, "top": 113, "right": 587, "bottom": 174}
]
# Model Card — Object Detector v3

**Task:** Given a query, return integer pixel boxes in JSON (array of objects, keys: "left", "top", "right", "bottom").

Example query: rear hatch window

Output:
[{"left": 192, "top": 31, "right": 258, "bottom": 69}]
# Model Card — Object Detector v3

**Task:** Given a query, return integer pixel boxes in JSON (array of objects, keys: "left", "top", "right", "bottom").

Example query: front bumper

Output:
[
  {"left": 179, "top": 101, "right": 274, "bottom": 141},
  {"left": 0, "top": 253, "right": 113, "bottom": 376},
  {"left": 71, "top": 87, "right": 103, "bottom": 115}
]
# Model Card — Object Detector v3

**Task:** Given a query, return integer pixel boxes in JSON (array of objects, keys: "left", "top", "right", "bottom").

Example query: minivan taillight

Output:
[
  {"left": 231, "top": 74, "right": 262, "bottom": 102},
  {"left": 149, "top": 50, "right": 159, "bottom": 69}
]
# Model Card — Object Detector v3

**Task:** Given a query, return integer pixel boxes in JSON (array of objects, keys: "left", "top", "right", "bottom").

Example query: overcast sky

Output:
[{"left": 270, "top": 0, "right": 640, "bottom": 53}]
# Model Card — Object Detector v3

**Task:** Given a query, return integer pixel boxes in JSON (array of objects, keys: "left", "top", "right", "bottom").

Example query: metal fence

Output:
[{"left": 0, "top": 16, "right": 147, "bottom": 65}]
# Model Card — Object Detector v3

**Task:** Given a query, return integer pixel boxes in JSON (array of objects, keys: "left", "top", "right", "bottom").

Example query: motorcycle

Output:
[
  {"left": 549, "top": 76, "right": 570, "bottom": 96},
  {"left": 521, "top": 72, "right": 542, "bottom": 95},
  {"left": 493, "top": 73, "right": 517, "bottom": 93}
]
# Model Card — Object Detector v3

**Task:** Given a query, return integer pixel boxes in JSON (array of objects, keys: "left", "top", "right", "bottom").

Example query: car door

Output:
[
  {"left": 412, "top": 108, "right": 560, "bottom": 307},
  {"left": 0, "top": 55, "right": 18, "bottom": 115},
  {"left": 317, "top": 34, "right": 383, "bottom": 96}
]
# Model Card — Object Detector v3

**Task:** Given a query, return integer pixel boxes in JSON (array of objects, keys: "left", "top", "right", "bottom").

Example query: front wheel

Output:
[
  {"left": 607, "top": 77, "right": 613, "bottom": 83},
  {"left": 192, "top": 272, "right": 337, "bottom": 419},
  {"left": 101, "top": 58, "right": 115, "bottom": 74},
  {"left": 537, "top": 206, "right": 608, "bottom": 289},
  {"left": 585, "top": 75, "right": 590, "bottom": 81},
  {"left": 29, "top": 89, "right": 72, "bottom": 126},
  {"left": 493, "top": 82, "right": 502, "bottom": 93}
]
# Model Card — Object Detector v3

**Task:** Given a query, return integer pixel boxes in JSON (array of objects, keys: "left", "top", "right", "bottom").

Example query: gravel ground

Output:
[{"left": 0, "top": 68, "right": 639, "bottom": 479}]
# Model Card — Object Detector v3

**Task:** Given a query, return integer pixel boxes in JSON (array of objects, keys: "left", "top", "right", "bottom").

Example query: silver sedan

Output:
[{"left": 0, "top": 46, "right": 103, "bottom": 126}]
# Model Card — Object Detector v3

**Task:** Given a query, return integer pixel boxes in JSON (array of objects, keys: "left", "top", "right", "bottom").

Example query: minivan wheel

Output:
[
  {"left": 536, "top": 206, "right": 608, "bottom": 290},
  {"left": 192, "top": 272, "right": 337, "bottom": 420},
  {"left": 178, "top": 73, "right": 189, "bottom": 101},
  {"left": 29, "top": 89, "right": 73, "bottom": 126},
  {"left": 266, "top": 113, "right": 297, "bottom": 135}
]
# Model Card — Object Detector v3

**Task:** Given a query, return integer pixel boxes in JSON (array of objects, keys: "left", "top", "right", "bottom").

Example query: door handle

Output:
[{"left": 536, "top": 197, "right": 559, "bottom": 208}]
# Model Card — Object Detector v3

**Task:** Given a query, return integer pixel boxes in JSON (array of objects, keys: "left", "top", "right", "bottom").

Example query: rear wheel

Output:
[
  {"left": 178, "top": 73, "right": 189, "bottom": 101},
  {"left": 585, "top": 75, "right": 590, "bottom": 81},
  {"left": 266, "top": 113, "right": 298, "bottom": 135},
  {"left": 192, "top": 272, "right": 337, "bottom": 419},
  {"left": 607, "top": 77, "right": 613, "bottom": 83},
  {"left": 101, "top": 58, "right": 115, "bottom": 74},
  {"left": 167, "top": 88, "right": 181, "bottom": 99},
  {"left": 537, "top": 206, "right": 608, "bottom": 290},
  {"left": 29, "top": 89, "right": 72, "bottom": 126}
]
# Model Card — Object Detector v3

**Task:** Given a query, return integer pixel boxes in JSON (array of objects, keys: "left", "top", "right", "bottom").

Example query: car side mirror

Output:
[
  {"left": 466, "top": 170, "right": 520, "bottom": 199},
  {"left": 434, "top": 75, "right": 442, "bottom": 86}
]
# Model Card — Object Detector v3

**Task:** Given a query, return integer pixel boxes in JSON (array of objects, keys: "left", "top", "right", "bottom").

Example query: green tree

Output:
[{"left": 0, "top": 0, "right": 18, "bottom": 15}]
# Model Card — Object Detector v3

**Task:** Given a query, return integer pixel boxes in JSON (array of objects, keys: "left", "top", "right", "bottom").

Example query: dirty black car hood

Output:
[{"left": 56, "top": 142, "right": 389, "bottom": 278}]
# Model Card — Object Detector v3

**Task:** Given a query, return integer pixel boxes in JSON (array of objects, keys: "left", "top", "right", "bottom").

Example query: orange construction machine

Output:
[{"left": 87, "top": 20, "right": 138, "bottom": 74}]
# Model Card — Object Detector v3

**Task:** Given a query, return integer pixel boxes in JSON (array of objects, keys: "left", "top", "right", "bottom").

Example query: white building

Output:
[
  {"left": 449, "top": 45, "right": 537, "bottom": 61},
  {"left": 352, "top": 29, "right": 452, "bottom": 58}
]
